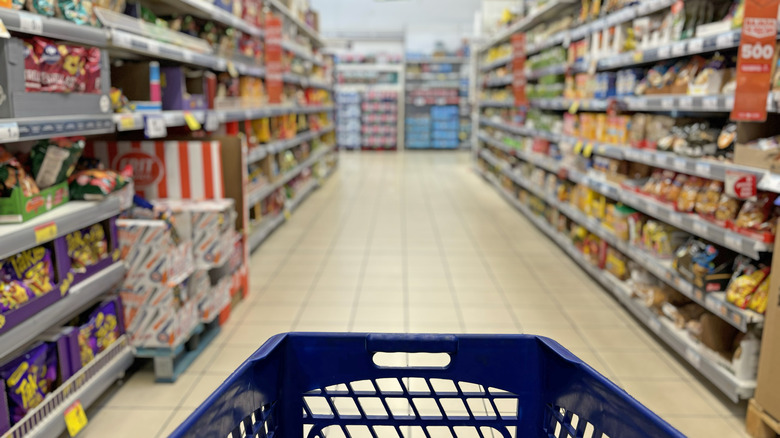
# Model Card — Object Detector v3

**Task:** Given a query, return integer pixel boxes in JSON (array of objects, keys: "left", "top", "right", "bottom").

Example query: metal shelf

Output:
[
  {"left": 155, "top": 0, "right": 263, "bottom": 37},
  {"left": 480, "top": 0, "right": 578, "bottom": 51},
  {"left": 247, "top": 144, "right": 335, "bottom": 206},
  {"left": 4, "top": 336, "right": 134, "bottom": 438},
  {"left": 484, "top": 76, "right": 512, "bottom": 87},
  {"left": 265, "top": 0, "right": 324, "bottom": 47},
  {"left": 405, "top": 57, "right": 467, "bottom": 64},
  {"left": 247, "top": 126, "right": 334, "bottom": 165},
  {"left": 7, "top": 115, "right": 115, "bottom": 142},
  {"left": 282, "top": 40, "right": 324, "bottom": 66},
  {"left": 527, "top": 63, "right": 567, "bottom": 80},
  {"left": 0, "top": 8, "right": 109, "bottom": 47},
  {"left": 0, "top": 262, "right": 126, "bottom": 362},
  {"left": 478, "top": 100, "right": 514, "bottom": 108},
  {"left": 0, "top": 198, "right": 121, "bottom": 259},
  {"left": 478, "top": 128, "right": 773, "bottom": 259},
  {"left": 480, "top": 56, "right": 512, "bottom": 73},
  {"left": 249, "top": 213, "right": 286, "bottom": 252},
  {"left": 480, "top": 119, "right": 780, "bottom": 194},
  {"left": 481, "top": 165, "right": 756, "bottom": 401}
]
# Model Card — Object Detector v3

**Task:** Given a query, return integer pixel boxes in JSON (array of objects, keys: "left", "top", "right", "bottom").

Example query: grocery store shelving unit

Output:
[
  {"left": 0, "top": 0, "right": 335, "bottom": 435},
  {"left": 336, "top": 63, "right": 405, "bottom": 151},
  {"left": 475, "top": 0, "right": 777, "bottom": 403},
  {"left": 404, "top": 57, "right": 470, "bottom": 150}
]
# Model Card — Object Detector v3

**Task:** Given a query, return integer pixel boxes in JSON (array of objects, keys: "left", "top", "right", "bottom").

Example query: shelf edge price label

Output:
[
  {"left": 183, "top": 112, "right": 202, "bottom": 131},
  {"left": 657, "top": 45, "right": 671, "bottom": 59},
  {"left": 717, "top": 33, "right": 735, "bottom": 49},
  {"left": 583, "top": 142, "right": 594, "bottom": 158},
  {"left": 573, "top": 140, "right": 584, "bottom": 155},
  {"left": 34, "top": 222, "right": 57, "bottom": 243},
  {"left": 19, "top": 13, "right": 43, "bottom": 34},
  {"left": 0, "top": 122, "right": 20, "bottom": 142},
  {"left": 688, "top": 38, "right": 704, "bottom": 53},
  {"left": 64, "top": 400, "right": 88, "bottom": 437},
  {"left": 144, "top": 114, "right": 167, "bottom": 139},
  {"left": 205, "top": 112, "right": 220, "bottom": 132}
]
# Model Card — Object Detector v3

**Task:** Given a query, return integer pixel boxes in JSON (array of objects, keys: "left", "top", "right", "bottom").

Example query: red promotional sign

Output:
[
  {"left": 511, "top": 33, "right": 527, "bottom": 106},
  {"left": 725, "top": 170, "right": 758, "bottom": 199},
  {"left": 730, "top": 0, "right": 780, "bottom": 121},
  {"left": 265, "top": 14, "right": 283, "bottom": 104}
]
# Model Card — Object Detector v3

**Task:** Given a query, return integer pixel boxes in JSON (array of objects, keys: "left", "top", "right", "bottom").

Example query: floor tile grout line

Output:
[
  {"left": 436, "top": 166, "right": 525, "bottom": 333},
  {"left": 288, "top": 163, "right": 378, "bottom": 330},
  {"left": 346, "top": 160, "right": 390, "bottom": 331},
  {"left": 416, "top": 155, "right": 466, "bottom": 332}
]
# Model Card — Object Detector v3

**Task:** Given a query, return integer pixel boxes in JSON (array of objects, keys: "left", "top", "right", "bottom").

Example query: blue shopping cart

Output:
[{"left": 170, "top": 333, "right": 684, "bottom": 438}]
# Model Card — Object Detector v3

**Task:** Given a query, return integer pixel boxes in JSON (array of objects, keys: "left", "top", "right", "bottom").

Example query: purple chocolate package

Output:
[
  {"left": 1, "top": 247, "right": 55, "bottom": 297},
  {"left": 89, "top": 300, "right": 120, "bottom": 353},
  {"left": 77, "top": 323, "right": 96, "bottom": 367},
  {"left": 0, "top": 281, "right": 36, "bottom": 313},
  {"left": 66, "top": 224, "right": 108, "bottom": 273},
  {"left": 0, "top": 343, "right": 58, "bottom": 423}
]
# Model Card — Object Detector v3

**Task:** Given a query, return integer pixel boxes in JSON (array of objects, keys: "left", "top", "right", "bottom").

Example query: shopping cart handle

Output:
[{"left": 365, "top": 333, "right": 458, "bottom": 353}]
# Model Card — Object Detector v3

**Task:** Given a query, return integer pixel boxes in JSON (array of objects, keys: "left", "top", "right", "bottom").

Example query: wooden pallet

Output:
[
  {"left": 134, "top": 320, "right": 222, "bottom": 383},
  {"left": 747, "top": 399, "right": 780, "bottom": 438}
]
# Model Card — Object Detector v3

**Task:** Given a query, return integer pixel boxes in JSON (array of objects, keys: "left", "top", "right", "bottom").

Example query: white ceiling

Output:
[{"left": 311, "top": 0, "right": 484, "bottom": 52}]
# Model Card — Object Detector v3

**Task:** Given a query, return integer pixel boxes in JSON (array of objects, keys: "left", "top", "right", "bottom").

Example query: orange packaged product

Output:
[
  {"left": 676, "top": 176, "right": 705, "bottom": 212},
  {"left": 595, "top": 114, "right": 608, "bottom": 142}
]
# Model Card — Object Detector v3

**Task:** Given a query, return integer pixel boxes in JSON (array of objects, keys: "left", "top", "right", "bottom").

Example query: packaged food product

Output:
[
  {"left": 717, "top": 123, "right": 737, "bottom": 158},
  {"left": 605, "top": 247, "right": 629, "bottom": 280},
  {"left": 66, "top": 223, "right": 108, "bottom": 273},
  {"left": 654, "top": 170, "right": 676, "bottom": 199},
  {"left": 88, "top": 300, "right": 121, "bottom": 353},
  {"left": 34, "top": 37, "right": 81, "bottom": 93},
  {"left": 23, "top": 39, "right": 41, "bottom": 92},
  {"left": 0, "top": 151, "right": 39, "bottom": 197},
  {"left": 735, "top": 193, "right": 777, "bottom": 231},
  {"left": 726, "top": 266, "right": 769, "bottom": 309},
  {"left": 695, "top": 180, "right": 723, "bottom": 216},
  {"left": 714, "top": 194, "right": 741, "bottom": 222},
  {"left": 749, "top": 276, "right": 769, "bottom": 314},
  {"left": 0, "top": 343, "right": 58, "bottom": 423},
  {"left": 25, "top": 0, "right": 56, "bottom": 16},
  {"left": 677, "top": 176, "right": 705, "bottom": 212},
  {"left": 663, "top": 173, "right": 687, "bottom": 204},
  {"left": 77, "top": 321, "right": 95, "bottom": 366},
  {"left": 641, "top": 169, "right": 663, "bottom": 195},
  {"left": 30, "top": 137, "right": 85, "bottom": 189},
  {"left": 0, "top": 280, "right": 35, "bottom": 313},
  {"left": 68, "top": 168, "right": 129, "bottom": 200},
  {"left": 2, "top": 246, "right": 55, "bottom": 296},
  {"left": 57, "top": 0, "right": 91, "bottom": 25}
]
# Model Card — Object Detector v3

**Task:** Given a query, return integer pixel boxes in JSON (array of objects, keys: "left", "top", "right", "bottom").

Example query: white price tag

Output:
[
  {"left": 724, "top": 233, "right": 741, "bottom": 250},
  {"left": 671, "top": 42, "right": 687, "bottom": 57},
  {"left": 695, "top": 162, "right": 710, "bottom": 175},
  {"left": 19, "top": 14, "right": 43, "bottom": 34},
  {"left": 679, "top": 96, "right": 693, "bottom": 109},
  {"left": 757, "top": 174, "right": 780, "bottom": 192},
  {"left": 183, "top": 51, "right": 194, "bottom": 62},
  {"left": 146, "top": 40, "right": 161, "bottom": 55},
  {"left": 205, "top": 112, "right": 219, "bottom": 131},
  {"left": 693, "top": 221, "right": 708, "bottom": 235},
  {"left": 657, "top": 45, "right": 671, "bottom": 59},
  {"left": 648, "top": 317, "right": 662, "bottom": 334},
  {"left": 668, "top": 213, "right": 683, "bottom": 227},
  {"left": 702, "top": 97, "right": 719, "bottom": 110},
  {"left": 143, "top": 115, "right": 167, "bottom": 139},
  {"left": 632, "top": 98, "right": 647, "bottom": 110},
  {"left": 716, "top": 33, "right": 734, "bottom": 49},
  {"left": 673, "top": 157, "right": 687, "bottom": 171},
  {"left": 645, "top": 202, "right": 659, "bottom": 216},
  {"left": 661, "top": 98, "right": 674, "bottom": 109},
  {"left": 685, "top": 348, "right": 702, "bottom": 369},
  {"left": 688, "top": 39, "right": 704, "bottom": 53},
  {"left": 0, "top": 122, "right": 20, "bottom": 142},
  {"left": 112, "top": 30, "right": 131, "bottom": 47}
]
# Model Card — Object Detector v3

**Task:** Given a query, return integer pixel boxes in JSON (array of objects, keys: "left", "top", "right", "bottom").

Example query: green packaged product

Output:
[
  {"left": 26, "top": 0, "right": 56, "bottom": 17},
  {"left": 0, "top": 148, "right": 39, "bottom": 197},
  {"left": 68, "top": 168, "right": 129, "bottom": 201},
  {"left": 57, "top": 0, "right": 91, "bottom": 25},
  {"left": 30, "top": 137, "right": 84, "bottom": 189}
]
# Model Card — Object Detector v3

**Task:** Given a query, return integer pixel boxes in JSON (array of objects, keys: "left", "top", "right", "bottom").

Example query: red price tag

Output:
[
  {"left": 265, "top": 13, "right": 284, "bottom": 104},
  {"left": 730, "top": 0, "right": 780, "bottom": 122},
  {"left": 511, "top": 33, "right": 527, "bottom": 107}
]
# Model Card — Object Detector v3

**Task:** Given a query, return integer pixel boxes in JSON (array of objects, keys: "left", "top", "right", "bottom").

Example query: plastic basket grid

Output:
[{"left": 171, "top": 334, "right": 684, "bottom": 438}]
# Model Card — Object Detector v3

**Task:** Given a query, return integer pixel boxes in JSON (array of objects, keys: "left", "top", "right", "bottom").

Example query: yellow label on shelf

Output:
[
  {"left": 34, "top": 222, "right": 57, "bottom": 243},
  {"left": 0, "top": 315, "right": 5, "bottom": 329},
  {"left": 284, "top": 210, "right": 291, "bottom": 220},
  {"left": 64, "top": 401, "right": 88, "bottom": 437},
  {"left": 568, "top": 100, "right": 580, "bottom": 114},
  {"left": 583, "top": 142, "right": 594, "bottom": 158},
  {"left": 112, "top": 249, "right": 120, "bottom": 262},
  {"left": 119, "top": 115, "right": 136, "bottom": 130},
  {"left": 632, "top": 51, "right": 644, "bottom": 63},
  {"left": 184, "top": 112, "right": 202, "bottom": 131},
  {"left": 573, "top": 140, "right": 584, "bottom": 155},
  {"left": 227, "top": 62, "right": 239, "bottom": 78}
]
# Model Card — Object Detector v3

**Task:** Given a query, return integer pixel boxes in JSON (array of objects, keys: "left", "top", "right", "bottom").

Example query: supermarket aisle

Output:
[{"left": 88, "top": 151, "right": 747, "bottom": 438}]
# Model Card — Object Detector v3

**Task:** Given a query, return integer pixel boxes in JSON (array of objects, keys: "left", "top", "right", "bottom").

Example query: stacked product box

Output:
[
  {"left": 431, "top": 106, "right": 460, "bottom": 149},
  {"left": 406, "top": 117, "right": 432, "bottom": 149},
  {"left": 362, "top": 91, "right": 398, "bottom": 149},
  {"left": 336, "top": 91, "right": 361, "bottom": 149}
]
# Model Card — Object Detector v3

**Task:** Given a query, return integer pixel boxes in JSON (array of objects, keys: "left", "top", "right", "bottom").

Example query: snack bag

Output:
[
  {"left": 677, "top": 176, "right": 704, "bottom": 212},
  {"left": 57, "top": 0, "right": 91, "bottom": 25},
  {"left": 0, "top": 280, "right": 35, "bottom": 313},
  {"left": 88, "top": 300, "right": 121, "bottom": 352},
  {"left": 0, "top": 150, "right": 39, "bottom": 197},
  {"left": 30, "top": 137, "right": 85, "bottom": 189},
  {"left": 77, "top": 322, "right": 96, "bottom": 366},
  {"left": 68, "top": 168, "right": 129, "bottom": 200},
  {"left": 25, "top": 0, "right": 55, "bottom": 16},
  {"left": 749, "top": 276, "right": 769, "bottom": 314},
  {"left": 23, "top": 39, "right": 41, "bottom": 92},
  {"left": 0, "top": 343, "right": 58, "bottom": 423},
  {"left": 663, "top": 173, "right": 687, "bottom": 204},
  {"left": 735, "top": 193, "right": 778, "bottom": 231},
  {"left": 726, "top": 267, "right": 769, "bottom": 309},
  {"left": 66, "top": 223, "right": 108, "bottom": 273},
  {"left": 695, "top": 180, "right": 723, "bottom": 216},
  {"left": 714, "top": 194, "right": 741, "bottom": 223},
  {"left": 2, "top": 246, "right": 55, "bottom": 296},
  {"left": 34, "top": 37, "right": 80, "bottom": 93},
  {"left": 83, "top": 47, "right": 101, "bottom": 93}
]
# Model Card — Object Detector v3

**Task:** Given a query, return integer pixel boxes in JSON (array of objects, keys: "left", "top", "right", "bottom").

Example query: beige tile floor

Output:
[{"left": 82, "top": 151, "right": 749, "bottom": 438}]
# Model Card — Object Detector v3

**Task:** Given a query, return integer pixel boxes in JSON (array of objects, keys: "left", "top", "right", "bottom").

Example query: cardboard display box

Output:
[{"left": 755, "top": 218, "right": 780, "bottom": 421}]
